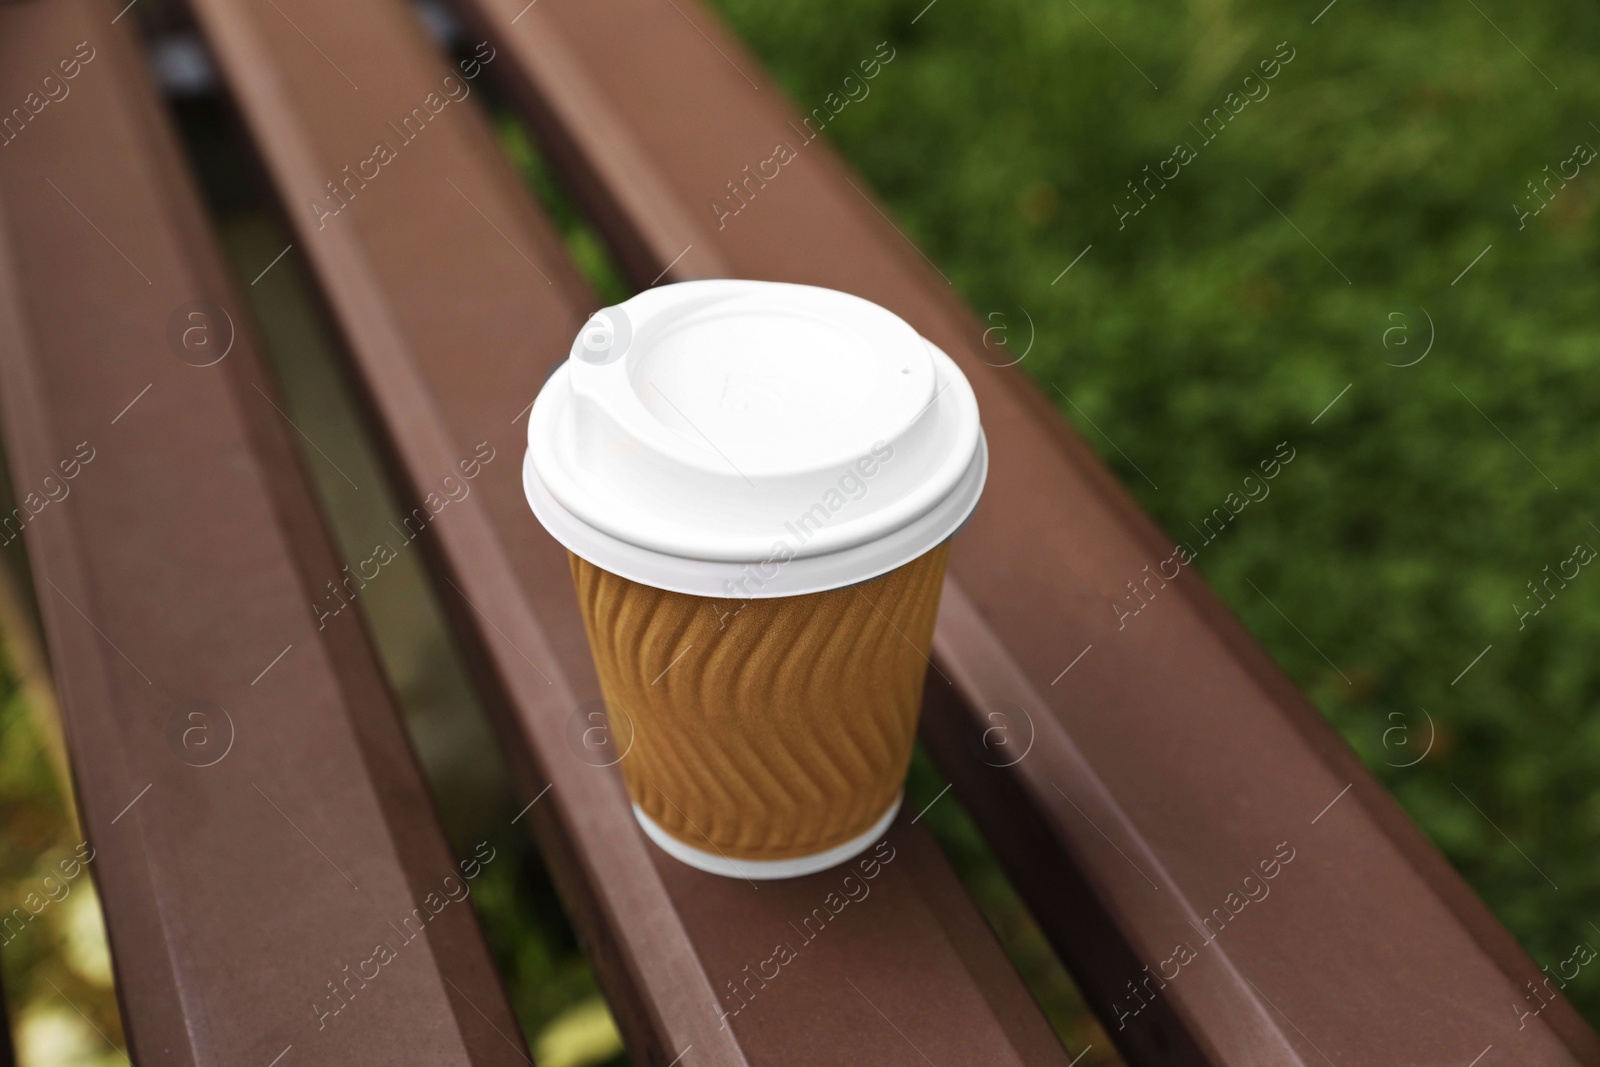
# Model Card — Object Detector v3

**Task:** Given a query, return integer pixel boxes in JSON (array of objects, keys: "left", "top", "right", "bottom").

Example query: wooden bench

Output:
[
  {"left": 1, "top": 0, "right": 1595, "bottom": 1064},
  {"left": 0, "top": 2, "right": 524, "bottom": 1060}
]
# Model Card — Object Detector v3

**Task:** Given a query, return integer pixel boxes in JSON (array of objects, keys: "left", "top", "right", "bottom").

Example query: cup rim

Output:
[
  {"left": 524, "top": 432, "right": 984, "bottom": 598},
  {"left": 631, "top": 793, "right": 902, "bottom": 879}
]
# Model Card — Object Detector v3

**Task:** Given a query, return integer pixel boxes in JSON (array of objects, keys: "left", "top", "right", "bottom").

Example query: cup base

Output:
[{"left": 632, "top": 793, "right": 902, "bottom": 880}]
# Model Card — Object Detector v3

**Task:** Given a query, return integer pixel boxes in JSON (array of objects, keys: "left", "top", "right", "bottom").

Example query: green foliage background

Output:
[{"left": 705, "top": 0, "right": 1600, "bottom": 1025}]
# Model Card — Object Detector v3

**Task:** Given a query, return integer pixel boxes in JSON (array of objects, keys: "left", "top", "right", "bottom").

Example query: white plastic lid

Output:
[{"left": 524, "top": 280, "right": 985, "bottom": 598}]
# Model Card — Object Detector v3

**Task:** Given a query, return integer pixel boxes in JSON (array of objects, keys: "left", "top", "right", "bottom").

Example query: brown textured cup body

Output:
[{"left": 570, "top": 543, "right": 949, "bottom": 861}]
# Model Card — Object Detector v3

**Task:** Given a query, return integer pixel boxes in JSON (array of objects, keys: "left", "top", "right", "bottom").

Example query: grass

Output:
[{"left": 705, "top": 0, "right": 1600, "bottom": 1027}]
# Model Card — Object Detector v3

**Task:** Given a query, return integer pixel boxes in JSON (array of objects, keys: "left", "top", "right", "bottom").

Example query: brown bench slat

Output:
[
  {"left": 0, "top": 3, "right": 526, "bottom": 1062},
  {"left": 446, "top": 0, "right": 1600, "bottom": 1062},
  {"left": 179, "top": 0, "right": 1077, "bottom": 1063}
]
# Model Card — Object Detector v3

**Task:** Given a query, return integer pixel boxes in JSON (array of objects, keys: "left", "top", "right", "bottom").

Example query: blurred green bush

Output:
[{"left": 0, "top": 622, "right": 124, "bottom": 1065}]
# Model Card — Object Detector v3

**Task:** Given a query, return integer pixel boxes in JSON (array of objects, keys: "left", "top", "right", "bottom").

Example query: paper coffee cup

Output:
[{"left": 524, "top": 280, "right": 985, "bottom": 878}]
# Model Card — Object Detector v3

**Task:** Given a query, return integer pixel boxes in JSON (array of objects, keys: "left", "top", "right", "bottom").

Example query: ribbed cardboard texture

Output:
[{"left": 570, "top": 544, "right": 949, "bottom": 861}]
